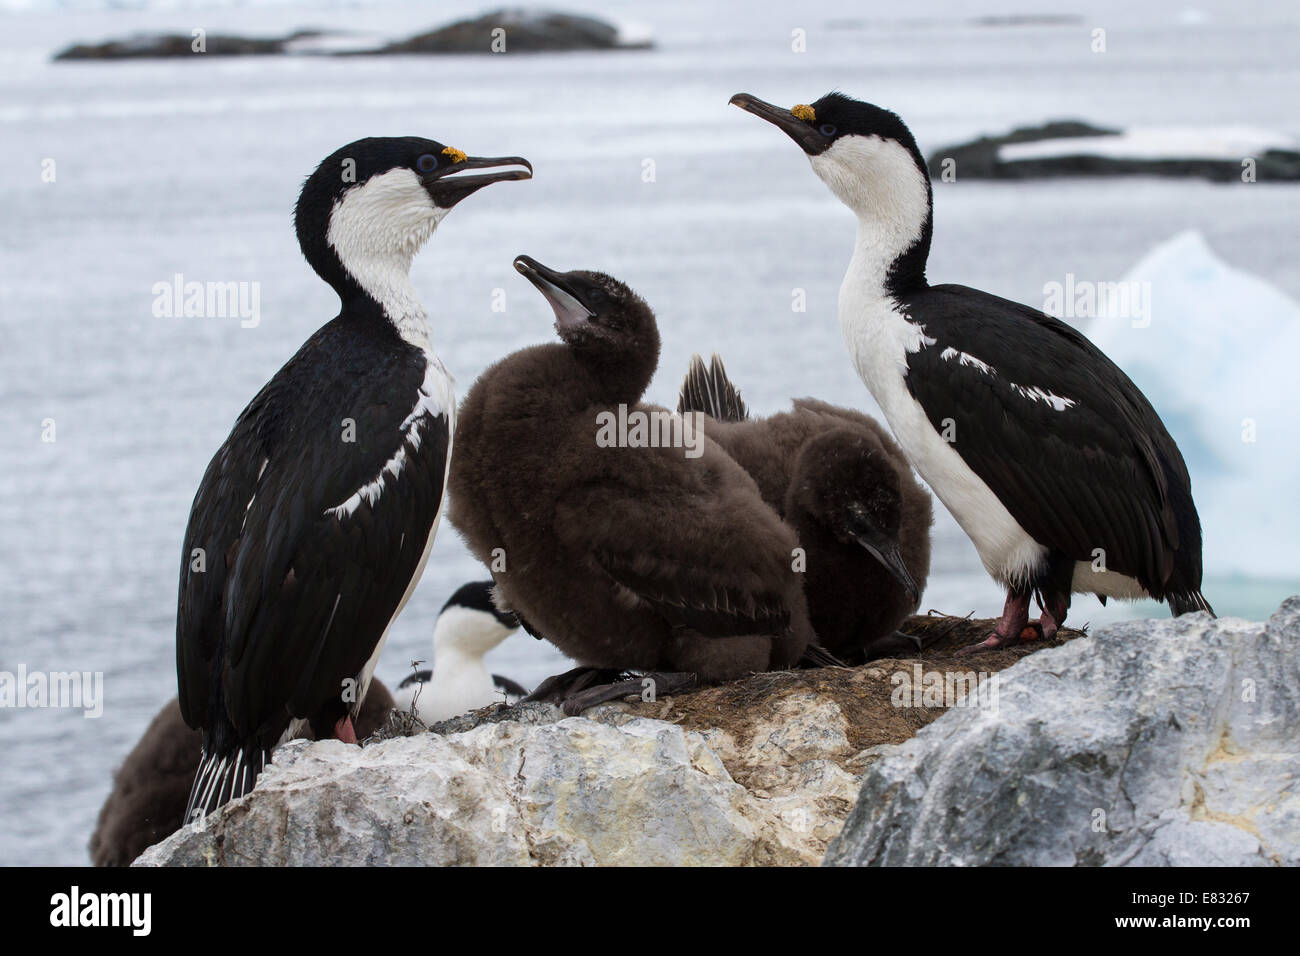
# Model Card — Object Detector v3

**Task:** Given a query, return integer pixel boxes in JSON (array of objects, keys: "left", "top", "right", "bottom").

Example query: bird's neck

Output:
[
  {"left": 338, "top": 249, "right": 433, "bottom": 351},
  {"left": 431, "top": 643, "right": 493, "bottom": 697},
  {"left": 845, "top": 204, "right": 932, "bottom": 303},
  {"left": 579, "top": 352, "right": 657, "bottom": 407},
  {"left": 325, "top": 201, "right": 444, "bottom": 352}
]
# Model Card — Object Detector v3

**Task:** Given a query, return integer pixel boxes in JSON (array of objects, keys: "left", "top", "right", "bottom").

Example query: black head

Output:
[
  {"left": 513, "top": 255, "right": 662, "bottom": 399},
  {"left": 730, "top": 92, "right": 923, "bottom": 164},
  {"left": 294, "top": 136, "right": 531, "bottom": 301},
  {"left": 443, "top": 580, "right": 520, "bottom": 630},
  {"left": 788, "top": 431, "right": 919, "bottom": 601},
  {"left": 729, "top": 92, "right": 932, "bottom": 293}
]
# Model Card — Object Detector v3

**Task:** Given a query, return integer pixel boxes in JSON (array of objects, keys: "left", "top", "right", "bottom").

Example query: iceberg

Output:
[{"left": 1085, "top": 230, "right": 1300, "bottom": 579}]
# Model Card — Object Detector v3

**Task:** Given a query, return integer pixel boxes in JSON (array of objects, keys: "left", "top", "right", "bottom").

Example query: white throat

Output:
[
  {"left": 417, "top": 606, "right": 512, "bottom": 722},
  {"left": 811, "top": 135, "right": 931, "bottom": 293},
  {"left": 326, "top": 167, "right": 449, "bottom": 351}
]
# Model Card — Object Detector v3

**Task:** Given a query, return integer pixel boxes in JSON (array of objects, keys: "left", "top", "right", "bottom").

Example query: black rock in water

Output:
[
  {"left": 381, "top": 9, "right": 651, "bottom": 54},
  {"left": 929, "top": 120, "right": 1300, "bottom": 182},
  {"left": 54, "top": 32, "right": 296, "bottom": 60}
]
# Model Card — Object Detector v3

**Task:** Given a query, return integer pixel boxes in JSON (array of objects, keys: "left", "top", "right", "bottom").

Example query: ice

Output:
[{"left": 1086, "top": 230, "right": 1300, "bottom": 578}]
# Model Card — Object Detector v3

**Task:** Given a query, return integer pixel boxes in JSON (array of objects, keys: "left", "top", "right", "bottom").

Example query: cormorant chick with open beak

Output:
[{"left": 448, "top": 258, "right": 816, "bottom": 714}]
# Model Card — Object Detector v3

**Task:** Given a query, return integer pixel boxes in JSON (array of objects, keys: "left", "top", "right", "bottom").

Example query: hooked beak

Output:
[
  {"left": 729, "top": 93, "right": 830, "bottom": 156},
  {"left": 850, "top": 530, "right": 921, "bottom": 604},
  {"left": 423, "top": 155, "right": 532, "bottom": 209},
  {"left": 513, "top": 255, "right": 594, "bottom": 331}
]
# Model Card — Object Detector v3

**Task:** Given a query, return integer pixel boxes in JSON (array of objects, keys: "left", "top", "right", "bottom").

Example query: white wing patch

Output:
[
  {"left": 900, "top": 315, "right": 937, "bottom": 355},
  {"left": 940, "top": 346, "right": 995, "bottom": 376},
  {"left": 935, "top": 343, "right": 1075, "bottom": 411},
  {"left": 325, "top": 357, "right": 454, "bottom": 520},
  {"left": 1009, "top": 383, "right": 1077, "bottom": 411}
]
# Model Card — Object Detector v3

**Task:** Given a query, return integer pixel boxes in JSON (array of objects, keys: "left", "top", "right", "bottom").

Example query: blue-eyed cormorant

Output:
[
  {"left": 731, "top": 91, "right": 1212, "bottom": 651},
  {"left": 176, "top": 137, "right": 530, "bottom": 820},
  {"left": 391, "top": 580, "right": 529, "bottom": 722}
]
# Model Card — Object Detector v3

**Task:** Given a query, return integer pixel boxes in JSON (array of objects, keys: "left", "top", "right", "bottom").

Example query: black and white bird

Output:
[
  {"left": 391, "top": 581, "right": 529, "bottom": 723},
  {"left": 731, "top": 91, "right": 1213, "bottom": 652},
  {"left": 176, "top": 137, "right": 530, "bottom": 820}
]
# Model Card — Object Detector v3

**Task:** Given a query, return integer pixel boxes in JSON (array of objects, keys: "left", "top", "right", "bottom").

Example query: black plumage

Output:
[
  {"left": 176, "top": 136, "right": 529, "bottom": 818},
  {"left": 899, "top": 285, "right": 1210, "bottom": 616},
  {"left": 177, "top": 317, "right": 448, "bottom": 814},
  {"left": 732, "top": 89, "right": 1212, "bottom": 650}
]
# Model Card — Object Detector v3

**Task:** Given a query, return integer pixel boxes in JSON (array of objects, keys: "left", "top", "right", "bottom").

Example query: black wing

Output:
[
  {"left": 901, "top": 284, "right": 1190, "bottom": 596},
  {"left": 177, "top": 325, "right": 450, "bottom": 747}
]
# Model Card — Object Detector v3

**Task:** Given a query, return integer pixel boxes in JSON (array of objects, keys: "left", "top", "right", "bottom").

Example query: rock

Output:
[
  {"left": 381, "top": 9, "right": 650, "bottom": 55},
  {"left": 825, "top": 598, "right": 1300, "bottom": 867},
  {"left": 929, "top": 121, "right": 1300, "bottom": 182},
  {"left": 89, "top": 680, "right": 397, "bottom": 866},
  {"left": 134, "top": 700, "right": 853, "bottom": 866},
  {"left": 54, "top": 33, "right": 292, "bottom": 61},
  {"left": 135, "top": 614, "right": 1072, "bottom": 866},
  {"left": 52, "top": 11, "right": 651, "bottom": 63}
]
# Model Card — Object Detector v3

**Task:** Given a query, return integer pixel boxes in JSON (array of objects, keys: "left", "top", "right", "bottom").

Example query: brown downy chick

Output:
[
  {"left": 448, "top": 258, "right": 815, "bottom": 713},
  {"left": 679, "top": 356, "right": 933, "bottom": 663}
]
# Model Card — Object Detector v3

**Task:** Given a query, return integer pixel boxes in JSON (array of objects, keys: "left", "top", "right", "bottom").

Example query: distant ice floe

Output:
[
  {"left": 1000, "top": 127, "right": 1297, "bottom": 163},
  {"left": 1087, "top": 230, "right": 1300, "bottom": 579}
]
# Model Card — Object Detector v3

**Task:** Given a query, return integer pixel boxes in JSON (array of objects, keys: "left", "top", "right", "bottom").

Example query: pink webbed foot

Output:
[
  {"left": 333, "top": 715, "right": 357, "bottom": 744},
  {"left": 956, "top": 589, "right": 1035, "bottom": 656}
]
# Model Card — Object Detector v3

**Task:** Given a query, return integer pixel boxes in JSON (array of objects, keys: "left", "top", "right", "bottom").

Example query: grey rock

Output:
[
  {"left": 825, "top": 598, "right": 1300, "bottom": 866},
  {"left": 136, "top": 691, "right": 856, "bottom": 866}
]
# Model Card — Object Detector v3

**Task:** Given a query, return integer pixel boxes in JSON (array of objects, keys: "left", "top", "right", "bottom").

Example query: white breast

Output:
[{"left": 839, "top": 272, "right": 1047, "bottom": 587}]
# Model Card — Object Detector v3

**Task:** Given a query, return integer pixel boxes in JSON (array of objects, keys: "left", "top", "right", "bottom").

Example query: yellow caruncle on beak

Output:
[
  {"left": 442, "top": 146, "right": 468, "bottom": 163},
  {"left": 792, "top": 104, "right": 816, "bottom": 122}
]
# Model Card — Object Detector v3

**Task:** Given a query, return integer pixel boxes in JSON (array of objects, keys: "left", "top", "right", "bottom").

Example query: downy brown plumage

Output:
[
  {"left": 678, "top": 355, "right": 933, "bottom": 663},
  {"left": 448, "top": 258, "right": 815, "bottom": 711}
]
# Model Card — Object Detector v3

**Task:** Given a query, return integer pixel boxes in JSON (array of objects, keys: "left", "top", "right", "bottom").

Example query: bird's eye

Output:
[
  {"left": 819, "top": 124, "right": 837, "bottom": 137},
  {"left": 416, "top": 154, "right": 439, "bottom": 173}
]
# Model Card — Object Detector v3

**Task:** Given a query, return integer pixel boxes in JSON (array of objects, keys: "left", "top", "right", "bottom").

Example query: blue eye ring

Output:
[
  {"left": 416, "top": 153, "right": 439, "bottom": 173},
  {"left": 819, "top": 124, "right": 837, "bottom": 137}
]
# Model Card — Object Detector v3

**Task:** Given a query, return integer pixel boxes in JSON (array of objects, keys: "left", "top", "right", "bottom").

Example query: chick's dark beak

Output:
[
  {"left": 423, "top": 155, "right": 532, "bottom": 209},
  {"left": 729, "top": 93, "right": 830, "bottom": 156},
  {"left": 851, "top": 530, "right": 922, "bottom": 604},
  {"left": 514, "top": 255, "right": 595, "bottom": 331}
]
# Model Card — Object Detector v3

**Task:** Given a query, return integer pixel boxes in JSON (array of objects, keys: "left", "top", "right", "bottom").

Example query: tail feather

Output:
[
  {"left": 183, "top": 745, "right": 270, "bottom": 825},
  {"left": 678, "top": 353, "right": 748, "bottom": 422},
  {"left": 1169, "top": 590, "right": 1216, "bottom": 618}
]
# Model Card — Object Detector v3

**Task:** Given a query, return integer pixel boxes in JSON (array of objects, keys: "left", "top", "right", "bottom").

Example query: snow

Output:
[
  {"left": 1086, "top": 230, "right": 1300, "bottom": 578},
  {"left": 1000, "top": 127, "right": 1296, "bottom": 163}
]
